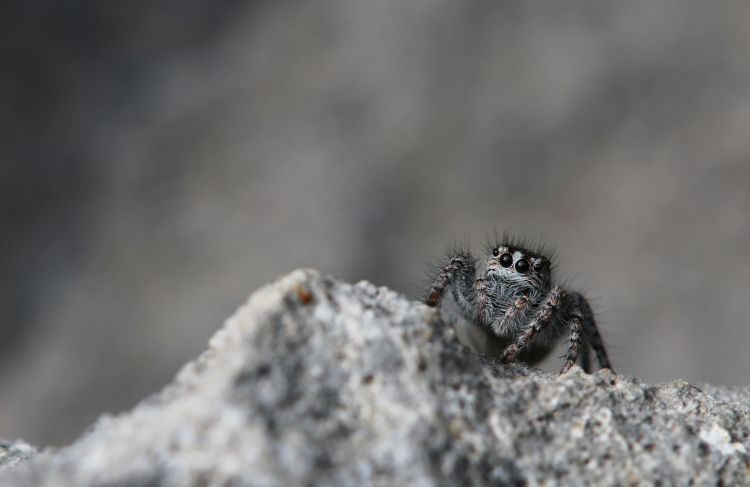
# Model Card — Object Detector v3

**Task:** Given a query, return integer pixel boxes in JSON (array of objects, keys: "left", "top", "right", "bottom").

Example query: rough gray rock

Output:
[
  {"left": 3, "top": 269, "right": 749, "bottom": 485},
  {"left": 0, "top": 441, "right": 36, "bottom": 473}
]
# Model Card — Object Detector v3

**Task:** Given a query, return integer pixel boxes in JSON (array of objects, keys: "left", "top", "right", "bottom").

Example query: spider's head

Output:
[{"left": 486, "top": 243, "right": 552, "bottom": 290}]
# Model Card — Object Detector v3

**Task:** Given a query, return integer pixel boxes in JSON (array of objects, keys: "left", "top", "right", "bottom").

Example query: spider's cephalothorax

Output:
[{"left": 425, "top": 236, "right": 613, "bottom": 374}]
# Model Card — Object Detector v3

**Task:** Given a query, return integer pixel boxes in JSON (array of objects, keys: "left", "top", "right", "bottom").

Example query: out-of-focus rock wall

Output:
[{"left": 2, "top": 1, "right": 750, "bottom": 445}]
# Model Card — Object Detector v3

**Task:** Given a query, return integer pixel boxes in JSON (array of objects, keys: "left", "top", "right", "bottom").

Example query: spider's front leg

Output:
[
  {"left": 425, "top": 249, "right": 476, "bottom": 320},
  {"left": 501, "top": 286, "right": 565, "bottom": 363}
]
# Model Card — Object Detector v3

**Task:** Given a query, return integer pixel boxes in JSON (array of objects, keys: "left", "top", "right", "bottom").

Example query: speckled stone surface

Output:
[
  {"left": 2, "top": 269, "right": 749, "bottom": 485},
  {"left": 0, "top": 441, "right": 36, "bottom": 473}
]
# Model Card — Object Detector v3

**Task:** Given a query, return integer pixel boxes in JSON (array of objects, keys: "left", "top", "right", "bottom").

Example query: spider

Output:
[{"left": 425, "top": 235, "right": 613, "bottom": 374}]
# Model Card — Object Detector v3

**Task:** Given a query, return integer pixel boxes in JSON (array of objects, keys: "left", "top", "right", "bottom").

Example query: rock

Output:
[
  {"left": 0, "top": 441, "right": 37, "bottom": 473},
  {"left": 2, "top": 269, "right": 749, "bottom": 485}
]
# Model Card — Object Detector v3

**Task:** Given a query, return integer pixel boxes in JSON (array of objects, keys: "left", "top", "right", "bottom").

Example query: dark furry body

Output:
[{"left": 425, "top": 236, "right": 613, "bottom": 374}]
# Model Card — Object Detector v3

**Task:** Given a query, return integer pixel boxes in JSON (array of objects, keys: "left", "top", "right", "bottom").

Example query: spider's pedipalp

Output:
[{"left": 489, "top": 294, "right": 530, "bottom": 336}]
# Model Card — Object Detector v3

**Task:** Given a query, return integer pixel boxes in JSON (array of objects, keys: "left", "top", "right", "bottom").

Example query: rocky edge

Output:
[{"left": 1, "top": 269, "right": 749, "bottom": 485}]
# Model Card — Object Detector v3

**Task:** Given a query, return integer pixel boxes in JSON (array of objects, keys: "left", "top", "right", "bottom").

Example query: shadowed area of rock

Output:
[{"left": 2, "top": 269, "right": 749, "bottom": 485}]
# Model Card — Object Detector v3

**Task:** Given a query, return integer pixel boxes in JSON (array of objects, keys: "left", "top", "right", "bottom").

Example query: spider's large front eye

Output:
[
  {"left": 515, "top": 258, "right": 530, "bottom": 274},
  {"left": 499, "top": 253, "right": 513, "bottom": 268}
]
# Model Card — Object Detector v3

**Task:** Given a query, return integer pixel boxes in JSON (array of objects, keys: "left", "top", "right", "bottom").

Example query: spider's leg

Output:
[
  {"left": 559, "top": 296, "right": 585, "bottom": 374},
  {"left": 576, "top": 293, "right": 614, "bottom": 372},
  {"left": 425, "top": 249, "right": 476, "bottom": 321},
  {"left": 501, "top": 286, "right": 564, "bottom": 363},
  {"left": 579, "top": 343, "right": 592, "bottom": 373},
  {"left": 452, "top": 273, "right": 480, "bottom": 322}
]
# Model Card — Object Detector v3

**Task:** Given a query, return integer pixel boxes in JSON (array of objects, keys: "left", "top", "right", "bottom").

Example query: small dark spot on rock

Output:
[
  {"left": 363, "top": 374, "right": 374, "bottom": 385},
  {"left": 234, "top": 363, "right": 271, "bottom": 387},
  {"left": 313, "top": 451, "right": 333, "bottom": 471},
  {"left": 452, "top": 456, "right": 470, "bottom": 478},
  {"left": 698, "top": 442, "right": 710, "bottom": 456}
]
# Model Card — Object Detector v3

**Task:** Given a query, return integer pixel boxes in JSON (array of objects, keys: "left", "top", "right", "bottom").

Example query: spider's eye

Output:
[
  {"left": 515, "top": 258, "right": 530, "bottom": 274},
  {"left": 492, "top": 248, "right": 500, "bottom": 257},
  {"left": 533, "top": 261, "right": 543, "bottom": 272},
  {"left": 499, "top": 253, "right": 513, "bottom": 268}
]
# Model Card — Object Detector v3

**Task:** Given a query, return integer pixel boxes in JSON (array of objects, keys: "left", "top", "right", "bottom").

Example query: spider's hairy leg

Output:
[
  {"left": 501, "top": 286, "right": 565, "bottom": 363},
  {"left": 425, "top": 248, "right": 476, "bottom": 316},
  {"left": 579, "top": 343, "right": 592, "bottom": 373},
  {"left": 576, "top": 293, "right": 614, "bottom": 372},
  {"left": 560, "top": 299, "right": 585, "bottom": 374}
]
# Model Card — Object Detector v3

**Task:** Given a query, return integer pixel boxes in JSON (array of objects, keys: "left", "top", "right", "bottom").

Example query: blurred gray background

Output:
[{"left": 2, "top": 1, "right": 750, "bottom": 446}]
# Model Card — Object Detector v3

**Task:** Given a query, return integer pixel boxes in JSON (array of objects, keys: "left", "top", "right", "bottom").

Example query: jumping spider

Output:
[{"left": 425, "top": 236, "right": 613, "bottom": 374}]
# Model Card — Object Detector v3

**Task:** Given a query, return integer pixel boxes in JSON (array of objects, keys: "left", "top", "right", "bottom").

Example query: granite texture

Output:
[
  {"left": 0, "top": 441, "right": 36, "bottom": 473},
  {"left": 2, "top": 269, "right": 749, "bottom": 485}
]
